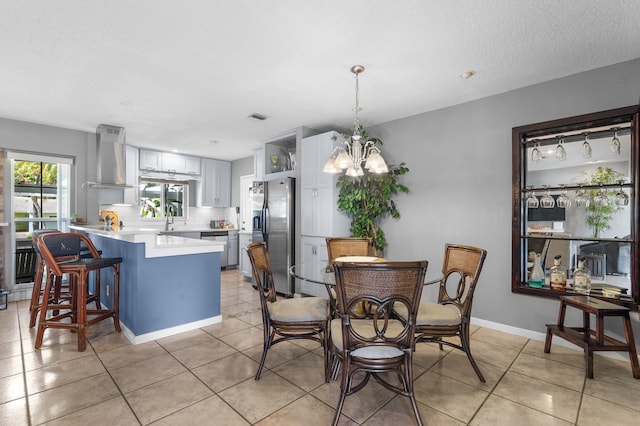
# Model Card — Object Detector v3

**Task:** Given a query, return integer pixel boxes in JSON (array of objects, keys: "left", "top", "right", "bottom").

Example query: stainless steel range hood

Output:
[{"left": 88, "top": 124, "right": 130, "bottom": 188}]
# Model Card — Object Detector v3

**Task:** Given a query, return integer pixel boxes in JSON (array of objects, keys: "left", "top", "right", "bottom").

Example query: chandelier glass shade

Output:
[{"left": 323, "top": 65, "right": 388, "bottom": 176}]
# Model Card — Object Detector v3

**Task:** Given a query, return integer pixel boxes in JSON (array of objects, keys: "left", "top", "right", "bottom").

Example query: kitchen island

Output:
[{"left": 71, "top": 225, "right": 225, "bottom": 344}]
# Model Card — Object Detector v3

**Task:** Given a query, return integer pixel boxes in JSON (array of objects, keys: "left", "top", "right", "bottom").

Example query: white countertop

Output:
[{"left": 70, "top": 225, "right": 224, "bottom": 258}]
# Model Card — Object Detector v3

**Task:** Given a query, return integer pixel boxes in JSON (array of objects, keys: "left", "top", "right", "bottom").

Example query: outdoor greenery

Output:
[
  {"left": 14, "top": 161, "right": 57, "bottom": 185},
  {"left": 583, "top": 166, "right": 624, "bottom": 238},
  {"left": 335, "top": 130, "right": 409, "bottom": 256}
]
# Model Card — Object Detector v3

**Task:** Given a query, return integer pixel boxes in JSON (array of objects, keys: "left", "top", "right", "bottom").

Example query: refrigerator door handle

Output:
[{"left": 261, "top": 208, "right": 268, "bottom": 243}]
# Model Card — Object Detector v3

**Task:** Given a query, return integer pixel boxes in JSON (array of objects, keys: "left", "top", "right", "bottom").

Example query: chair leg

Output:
[
  {"left": 323, "top": 324, "right": 331, "bottom": 383},
  {"left": 255, "top": 326, "right": 272, "bottom": 380},
  {"left": 460, "top": 328, "right": 485, "bottom": 383},
  {"left": 404, "top": 356, "right": 423, "bottom": 426},
  {"left": 332, "top": 357, "right": 350, "bottom": 426},
  {"left": 112, "top": 264, "right": 121, "bottom": 331},
  {"left": 76, "top": 273, "right": 88, "bottom": 352},
  {"left": 28, "top": 258, "right": 45, "bottom": 328},
  {"left": 92, "top": 270, "right": 102, "bottom": 310},
  {"left": 34, "top": 273, "right": 54, "bottom": 349}
]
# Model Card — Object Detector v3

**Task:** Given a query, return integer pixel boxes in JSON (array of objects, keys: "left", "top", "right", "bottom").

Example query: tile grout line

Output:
[
  {"left": 16, "top": 301, "right": 34, "bottom": 426},
  {"left": 88, "top": 336, "right": 146, "bottom": 425}
]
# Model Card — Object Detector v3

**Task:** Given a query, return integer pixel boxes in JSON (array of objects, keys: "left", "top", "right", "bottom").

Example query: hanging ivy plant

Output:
[{"left": 334, "top": 131, "right": 409, "bottom": 256}]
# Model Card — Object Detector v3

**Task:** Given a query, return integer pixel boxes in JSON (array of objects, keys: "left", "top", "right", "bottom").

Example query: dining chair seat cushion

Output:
[
  {"left": 330, "top": 318, "right": 405, "bottom": 358},
  {"left": 395, "top": 302, "right": 461, "bottom": 326},
  {"left": 268, "top": 297, "right": 328, "bottom": 322}
]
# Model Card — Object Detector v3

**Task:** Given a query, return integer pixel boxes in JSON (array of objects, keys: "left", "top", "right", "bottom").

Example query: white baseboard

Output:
[
  {"left": 120, "top": 315, "right": 223, "bottom": 345},
  {"left": 471, "top": 316, "right": 635, "bottom": 363}
]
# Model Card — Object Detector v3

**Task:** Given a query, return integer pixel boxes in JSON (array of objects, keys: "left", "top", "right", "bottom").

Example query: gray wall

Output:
[
  {"left": 0, "top": 117, "right": 95, "bottom": 220},
  {"left": 368, "top": 58, "right": 640, "bottom": 342},
  {"left": 231, "top": 156, "right": 254, "bottom": 209}
]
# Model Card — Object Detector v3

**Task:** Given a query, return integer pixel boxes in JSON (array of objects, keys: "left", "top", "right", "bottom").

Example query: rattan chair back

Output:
[
  {"left": 246, "top": 242, "right": 277, "bottom": 303},
  {"left": 326, "top": 237, "right": 372, "bottom": 264},
  {"left": 438, "top": 243, "right": 487, "bottom": 319},
  {"left": 333, "top": 260, "right": 428, "bottom": 351}
]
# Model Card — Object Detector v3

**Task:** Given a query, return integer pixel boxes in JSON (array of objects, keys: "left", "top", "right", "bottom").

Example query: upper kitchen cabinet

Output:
[
  {"left": 512, "top": 105, "right": 639, "bottom": 308},
  {"left": 300, "top": 130, "right": 350, "bottom": 237},
  {"left": 199, "top": 158, "right": 231, "bottom": 207},
  {"left": 139, "top": 149, "right": 162, "bottom": 172},
  {"left": 139, "top": 149, "right": 201, "bottom": 176},
  {"left": 161, "top": 152, "right": 201, "bottom": 176},
  {"left": 261, "top": 129, "right": 298, "bottom": 181}
]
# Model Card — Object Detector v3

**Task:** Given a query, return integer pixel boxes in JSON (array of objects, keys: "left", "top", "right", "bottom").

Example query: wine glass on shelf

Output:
[
  {"left": 575, "top": 186, "right": 590, "bottom": 207},
  {"left": 526, "top": 188, "right": 539, "bottom": 208},
  {"left": 582, "top": 133, "right": 592, "bottom": 158},
  {"left": 540, "top": 186, "right": 555, "bottom": 208},
  {"left": 556, "top": 184, "right": 571, "bottom": 208},
  {"left": 531, "top": 141, "right": 542, "bottom": 162},
  {"left": 555, "top": 137, "right": 566, "bottom": 161},
  {"left": 615, "top": 180, "right": 629, "bottom": 206},
  {"left": 593, "top": 185, "right": 609, "bottom": 207},
  {"left": 610, "top": 128, "right": 621, "bottom": 155}
]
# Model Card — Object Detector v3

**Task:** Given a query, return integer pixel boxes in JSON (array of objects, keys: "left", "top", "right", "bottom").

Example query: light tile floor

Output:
[{"left": 2, "top": 269, "right": 640, "bottom": 425}]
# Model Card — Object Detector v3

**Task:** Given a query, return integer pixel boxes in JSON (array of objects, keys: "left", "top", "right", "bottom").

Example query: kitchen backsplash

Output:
[{"left": 98, "top": 204, "right": 237, "bottom": 229}]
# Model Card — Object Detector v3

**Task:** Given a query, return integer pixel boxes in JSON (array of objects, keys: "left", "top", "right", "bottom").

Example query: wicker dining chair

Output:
[
  {"left": 326, "top": 237, "right": 373, "bottom": 269},
  {"left": 331, "top": 260, "right": 428, "bottom": 426},
  {"left": 246, "top": 242, "right": 330, "bottom": 380},
  {"left": 325, "top": 237, "right": 373, "bottom": 317},
  {"left": 395, "top": 243, "right": 487, "bottom": 382}
]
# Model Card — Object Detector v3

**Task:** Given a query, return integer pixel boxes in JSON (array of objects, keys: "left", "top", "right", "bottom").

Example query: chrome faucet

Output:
[
  {"left": 165, "top": 205, "right": 174, "bottom": 231},
  {"left": 102, "top": 215, "right": 112, "bottom": 231}
]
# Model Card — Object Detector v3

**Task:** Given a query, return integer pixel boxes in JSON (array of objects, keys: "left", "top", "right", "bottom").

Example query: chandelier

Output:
[{"left": 323, "top": 65, "right": 388, "bottom": 176}]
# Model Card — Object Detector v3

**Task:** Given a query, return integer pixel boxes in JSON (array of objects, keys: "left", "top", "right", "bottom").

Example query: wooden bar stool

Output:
[
  {"left": 35, "top": 232, "right": 123, "bottom": 351},
  {"left": 28, "top": 230, "right": 102, "bottom": 328},
  {"left": 545, "top": 295, "right": 640, "bottom": 379}
]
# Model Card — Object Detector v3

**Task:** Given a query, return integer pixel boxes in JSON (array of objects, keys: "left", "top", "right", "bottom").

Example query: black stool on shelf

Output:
[{"left": 35, "top": 232, "right": 122, "bottom": 351}]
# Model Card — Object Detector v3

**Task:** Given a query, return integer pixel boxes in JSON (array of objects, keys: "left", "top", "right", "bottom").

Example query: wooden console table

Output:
[{"left": 544, "top": 295, "right": 640, "bottom": 379}]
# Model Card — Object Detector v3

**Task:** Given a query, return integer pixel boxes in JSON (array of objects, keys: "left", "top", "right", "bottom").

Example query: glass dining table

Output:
[{"left": 289, "top": 258, "right": 444, "bottom": 290}]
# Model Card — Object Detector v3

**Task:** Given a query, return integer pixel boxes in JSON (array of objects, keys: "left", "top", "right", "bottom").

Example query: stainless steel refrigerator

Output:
[{"left": 251, "top": 178, "right": 295, "bottom": 296}]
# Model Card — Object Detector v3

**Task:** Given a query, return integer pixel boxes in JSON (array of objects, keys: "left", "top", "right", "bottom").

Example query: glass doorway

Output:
[{"left": 8, "top": 153, "right": 72, "bottom": 287}]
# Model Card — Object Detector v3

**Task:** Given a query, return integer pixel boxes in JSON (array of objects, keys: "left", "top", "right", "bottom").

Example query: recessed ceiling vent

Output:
[{"left": 247, "top": 113, "right": 268, "bottom": 121}]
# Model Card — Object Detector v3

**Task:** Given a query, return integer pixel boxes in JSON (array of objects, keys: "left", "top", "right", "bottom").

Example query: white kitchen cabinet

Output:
[
  {"left": 199, "top": 158, "right": 231, "bottom": 207},
  {"left": 300, "top": 130, "right": 350, "bottom": 237},
  {"left": 299, "top": 236, "right": 328, "bottom": 297},
  {"left": 139, "top": 149, "right": 162, "bottom": 171},
  {"left": 139, "top": 150, "right": 201, "bottom": 176},
  {"left": 183, "top": 155, "right": 201, "bottom": 175},
  {"left": 161, "top": 152, "right": 201, "bottom": 176},
  {"left": 239, "top": 232, "right": 253, "bottom": 278}
]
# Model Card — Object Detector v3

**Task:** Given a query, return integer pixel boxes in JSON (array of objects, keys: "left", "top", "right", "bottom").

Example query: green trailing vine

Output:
[{"left": 334, "top": 130, "right": 409, "bottom": 256}]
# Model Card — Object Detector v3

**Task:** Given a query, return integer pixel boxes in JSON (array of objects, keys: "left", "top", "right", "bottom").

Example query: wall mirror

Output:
[{"left": 512, "top": 106, "right": 639, "bottom": 308}]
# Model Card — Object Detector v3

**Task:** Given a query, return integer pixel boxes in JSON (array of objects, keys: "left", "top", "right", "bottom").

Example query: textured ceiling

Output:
[{"left": 1, "top": 0, "right": 639, "bottom": 160}]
